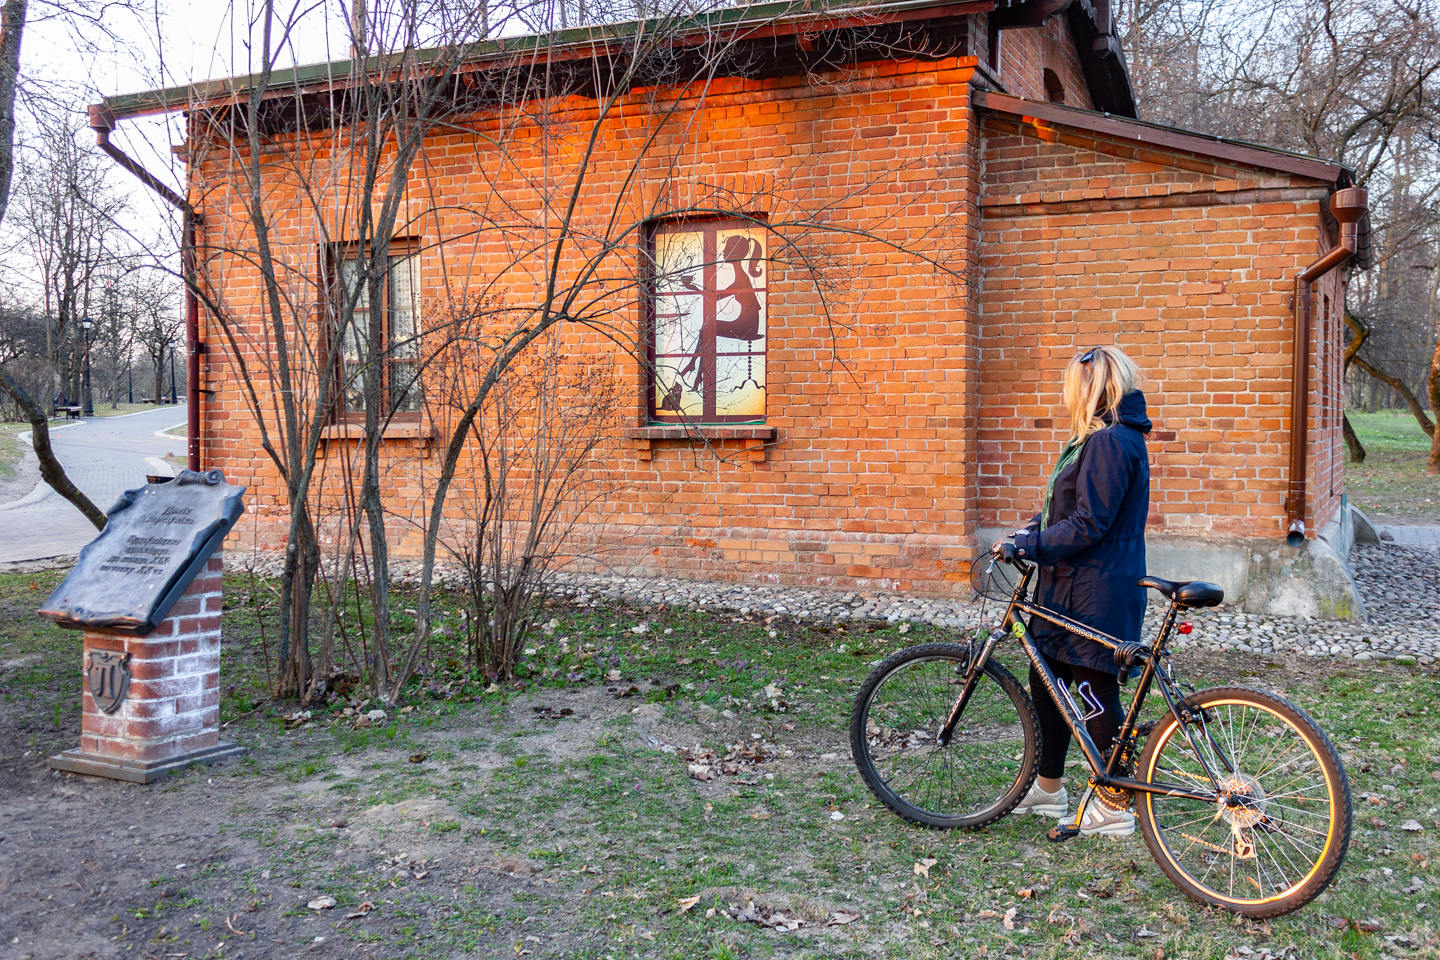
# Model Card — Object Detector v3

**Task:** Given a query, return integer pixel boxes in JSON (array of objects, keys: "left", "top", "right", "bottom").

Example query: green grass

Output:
[
  {"left": 0, "top": 428, "right": 28, "bottom": 482},
  {"left": 91, "top": 401, "right": 184, "bottom": 418},
  {"left": 1347, "top": 409, "right": 1439, "bottom": 522},
  {"left": 3, "top": 570, "right": 1437, "bottom": 958}
]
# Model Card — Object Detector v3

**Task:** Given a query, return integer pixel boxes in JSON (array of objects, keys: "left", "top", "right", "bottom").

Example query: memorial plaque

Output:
[{"left": 39, "top": 469, "right": 245, "bottom": 635}]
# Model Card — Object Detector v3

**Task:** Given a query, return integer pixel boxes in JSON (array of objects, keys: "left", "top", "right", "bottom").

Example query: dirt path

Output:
[{"left": 0, "top": 680, "right": 801, "bottom": 960}]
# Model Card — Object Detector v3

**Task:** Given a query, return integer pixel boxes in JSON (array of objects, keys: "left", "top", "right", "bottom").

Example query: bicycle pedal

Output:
[{"left": 1047, "top": 824, "right": 1080, "bottom": 843}]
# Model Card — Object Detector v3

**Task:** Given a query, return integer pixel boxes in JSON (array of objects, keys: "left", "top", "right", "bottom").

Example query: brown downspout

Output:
[
  {"left": 1285, "top": 186, "right": 1367, "bottom": 546},
  {"left": 86, "top": 103, "right": 202, "bottom": 473}
]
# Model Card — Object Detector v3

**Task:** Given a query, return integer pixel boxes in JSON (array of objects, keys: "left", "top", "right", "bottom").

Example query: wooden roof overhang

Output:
[
  {"left": 975, "top": 89, "right": 1372, "bottom": 265},
  {"left": 100, "top": 0, "right": 1136, "bottom": 131},
  {"left": 103, "top": 1, "right": 984, "bottom": 123}
]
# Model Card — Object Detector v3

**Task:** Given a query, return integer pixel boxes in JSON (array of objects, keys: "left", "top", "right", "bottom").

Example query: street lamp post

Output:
[
  {"left": 168, "top": 347, "right": 178, "bottom": 405},
  {"left": 81, "top": 317, "right": 95, "bottom": 418}
]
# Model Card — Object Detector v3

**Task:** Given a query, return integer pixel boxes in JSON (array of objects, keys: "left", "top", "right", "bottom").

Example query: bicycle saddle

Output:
[{"left": 1137, "top": 576, "right": 1224, "bottom": 608}]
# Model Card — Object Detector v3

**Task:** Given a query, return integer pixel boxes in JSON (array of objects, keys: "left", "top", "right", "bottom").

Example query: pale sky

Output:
[{"left": 3, "top": 1, "right": 352, "bottom": 284}]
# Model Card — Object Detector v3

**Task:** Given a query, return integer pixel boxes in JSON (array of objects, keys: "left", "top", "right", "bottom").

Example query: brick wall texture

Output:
[{"left": 190, "top": 22, "right": 1350, "bottom": 594}]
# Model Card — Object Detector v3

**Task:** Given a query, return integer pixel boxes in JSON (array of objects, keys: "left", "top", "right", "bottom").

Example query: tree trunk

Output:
[
  {"left": 1341, "top": 313, "right": 1367, "bottom": 462},
  {"left": 275, "top": 499, "right": 318, "bottom": 699},
  {"left": 0, "top": 364, "right": 104, "bottom": 528},
  {"left": 1342, "top": 413, "right": 1366, "bottom": 464},
  {"left": 1351, "top": 354, "right": 1435, "bottom": 438},
  {"left": 0, "top": 0, "right": 24, "bottom": 227},
  {"left": 360, "top": 273, "right": 390, "bottom": 695}
]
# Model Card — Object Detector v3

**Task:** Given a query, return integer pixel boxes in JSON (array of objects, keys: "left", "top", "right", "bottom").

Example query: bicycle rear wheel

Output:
[
  {"left": 1136, "top": 686, "right": 1351, "bottom": 918},
  {"left": 850, "top": 642, "right": 1039, "bottom": 829}
]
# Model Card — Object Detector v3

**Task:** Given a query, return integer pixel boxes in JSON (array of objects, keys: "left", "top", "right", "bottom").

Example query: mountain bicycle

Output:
[{"left": 849, "top": 554, "right": 1352, "bottom": 918}]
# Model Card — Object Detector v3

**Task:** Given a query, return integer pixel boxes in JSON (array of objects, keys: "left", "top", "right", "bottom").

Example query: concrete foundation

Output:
[{"left": 979, "top": 514, "right": 1367, "bottom": 621}]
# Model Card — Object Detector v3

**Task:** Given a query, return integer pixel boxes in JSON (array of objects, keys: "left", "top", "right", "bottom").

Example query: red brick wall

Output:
[
  {"left": 977, "top": 112, "right": 1342, "bottom": 541},
  {"left": 995, "top": 17, "right": 1093, "bottom": 108},
  {"left": 189, "top": 42, "right": 1347, "bottom": 596},
  {"left": 194, "top": 57, "right": 993, "bottom": 591}
]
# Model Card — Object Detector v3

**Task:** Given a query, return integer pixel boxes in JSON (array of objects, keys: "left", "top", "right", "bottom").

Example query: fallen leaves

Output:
[
  {"left": 680, "top": 740, "right": 781, "bottom": 781},
  {"left": 724, "top": 899, "right": 806, "bottom": 931},
  {"left": 913, "top": 858, "right": 938, "bottom": 879},
  {"left": 344, "top": 901, "right": 375, "bottom": 920},
  {"left": 306, "top": 896, "right": 337, "bottom": 911},
  {"left": 676, "top": 895, "right": 702, "bottom": 914},
  {"left": 1223, "top": 947, "right": 1301, "bottom": 960}
]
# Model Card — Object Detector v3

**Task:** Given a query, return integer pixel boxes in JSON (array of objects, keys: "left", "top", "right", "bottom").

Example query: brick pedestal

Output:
[{"left": 49, "top": 551, "right": 243, "bottom": 783}]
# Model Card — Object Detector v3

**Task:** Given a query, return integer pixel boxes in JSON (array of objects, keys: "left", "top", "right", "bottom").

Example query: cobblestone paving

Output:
[
  {"left": 236, "top": 537, "right": 1440, "bottom": 666},
  {"left": 1379, "top": 524, "right": 1440, "bottom": 550}
]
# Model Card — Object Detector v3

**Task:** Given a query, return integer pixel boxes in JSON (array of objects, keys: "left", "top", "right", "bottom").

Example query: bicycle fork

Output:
[{"left": 936, "top": 628, "right": 1007, "bottom": 746}]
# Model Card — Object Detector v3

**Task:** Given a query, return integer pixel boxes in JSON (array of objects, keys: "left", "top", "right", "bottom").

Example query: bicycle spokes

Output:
[{"left": 1137, "top": 689, "right": 1349, "bottom": 915}]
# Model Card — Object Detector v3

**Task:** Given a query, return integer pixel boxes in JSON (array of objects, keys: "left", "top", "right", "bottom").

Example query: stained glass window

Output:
[{"left": 649, "top": 220, "right": 767, "bottom": 424}]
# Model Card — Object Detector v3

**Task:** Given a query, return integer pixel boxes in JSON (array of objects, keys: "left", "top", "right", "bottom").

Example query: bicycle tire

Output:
[
  {"left": 850, "top": 642, "right": 1039, "bottom": 829},
  {"left": 1135, "top": 685, "right": 1352, "bottom": 918}
]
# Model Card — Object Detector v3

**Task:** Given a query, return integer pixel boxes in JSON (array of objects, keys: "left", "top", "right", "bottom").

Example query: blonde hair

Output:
[{"left": 1061, "top": 345, "right": 1140, "bottom": 442}]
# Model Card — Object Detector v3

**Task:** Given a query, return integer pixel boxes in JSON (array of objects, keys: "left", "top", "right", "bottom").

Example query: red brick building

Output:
[{"left": 95, "top": 0, "right": 1371, "bottom": 617}]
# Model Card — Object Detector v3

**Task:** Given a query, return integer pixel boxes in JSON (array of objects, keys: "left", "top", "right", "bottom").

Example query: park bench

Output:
[{"left": 53, "top": 403, "right": 82, "bottom": 419}]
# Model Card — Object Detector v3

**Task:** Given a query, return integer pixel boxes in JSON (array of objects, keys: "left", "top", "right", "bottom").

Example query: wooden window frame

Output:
[{"left": 326, "top": 240, "right": 423, "bottom": 424}]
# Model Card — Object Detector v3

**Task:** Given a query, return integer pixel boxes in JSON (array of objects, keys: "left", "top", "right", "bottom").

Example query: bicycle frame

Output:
[{"left": 947, "top": 558, "right": 1235, "bottom": 808}]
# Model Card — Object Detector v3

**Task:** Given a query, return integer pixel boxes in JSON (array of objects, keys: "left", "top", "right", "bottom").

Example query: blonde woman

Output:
[{"left": 992, "top": 345, "right": 1152, "bottom": 836}]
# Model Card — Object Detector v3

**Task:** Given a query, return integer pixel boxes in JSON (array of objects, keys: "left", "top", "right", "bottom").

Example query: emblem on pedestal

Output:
[{"left": 86, "top": 650, "right": 131, "bottom": 714}]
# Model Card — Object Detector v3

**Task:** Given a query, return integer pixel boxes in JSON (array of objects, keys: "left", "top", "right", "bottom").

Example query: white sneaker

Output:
[
  {"left": 1012, "top": 783, "right": 1068, "bottom": 818},
  {"left": 1079, "top": 800, "right": 1136, "bottom": 836}
]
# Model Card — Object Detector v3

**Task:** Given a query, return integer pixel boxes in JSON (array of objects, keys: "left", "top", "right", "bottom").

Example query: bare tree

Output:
[
  {"left": 178, "top": 0, "right": 967, "bottom": 704},
  {"left": 438, "top": 328, "right": 622, "bottom": 682},
  {"left": 0, "top": 1, "right": 128, "bottom": 529}
]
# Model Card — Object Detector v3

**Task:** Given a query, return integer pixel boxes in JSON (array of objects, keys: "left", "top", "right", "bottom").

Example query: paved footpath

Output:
[
  {"left": 1379, "top": 524, "right": 1440, "bottom": 549},
  {"left": 0, "top": 406, "right": 187, "bottom": 564}
]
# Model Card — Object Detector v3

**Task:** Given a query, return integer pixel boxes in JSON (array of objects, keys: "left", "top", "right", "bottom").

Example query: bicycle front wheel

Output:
[
  {"left": 850, "top": 643, "right": 1039, "bottom": 829},
  {"left": 1136, "top": 686, "right": 1351, "bottom": 918}
]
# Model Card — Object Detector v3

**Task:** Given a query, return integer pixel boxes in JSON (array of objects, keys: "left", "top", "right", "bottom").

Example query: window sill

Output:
[
  {"left": 320, "top": 421, "right": 434, "bottom": 453},
  {"left": 625, "top": 424, "right": 776, "bottom": 462}
]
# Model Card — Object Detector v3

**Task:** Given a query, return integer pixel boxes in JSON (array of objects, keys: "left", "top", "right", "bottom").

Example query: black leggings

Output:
[{"left": 1029, "top": 655, "right": 1123, "bottom": 780}]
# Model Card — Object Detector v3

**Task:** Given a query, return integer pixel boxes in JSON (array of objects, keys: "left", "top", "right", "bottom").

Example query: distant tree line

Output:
[{"left": 0, "top": 103, "right": 184, "bottom": 423}]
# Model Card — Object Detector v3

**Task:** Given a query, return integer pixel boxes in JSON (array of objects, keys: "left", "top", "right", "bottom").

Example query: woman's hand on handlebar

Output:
[{"left": 991, "top": 538, "right": 1019, "bottom": 563}]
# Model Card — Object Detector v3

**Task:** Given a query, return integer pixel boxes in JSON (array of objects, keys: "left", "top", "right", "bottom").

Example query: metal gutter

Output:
[
  {"left": 1285, "top": 186, "right": 1367, "bottom": 545},
  {"left": 87, "top": 104, "right": 202, "bottom": 473}
]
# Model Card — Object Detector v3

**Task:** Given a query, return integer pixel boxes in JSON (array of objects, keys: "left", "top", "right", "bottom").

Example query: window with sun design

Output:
[{"left": 648, "top": 220, "right": 767, "bottom": 424}]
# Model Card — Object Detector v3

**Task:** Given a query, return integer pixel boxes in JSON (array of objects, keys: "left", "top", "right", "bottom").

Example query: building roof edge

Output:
[{"left": 975, "top": 89, "right": 1356, "bottom": 187}]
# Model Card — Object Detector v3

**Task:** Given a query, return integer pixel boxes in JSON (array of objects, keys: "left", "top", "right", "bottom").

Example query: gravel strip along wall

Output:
[{"left": 230, "top": 541, "right": 1440, "bottom": 666}]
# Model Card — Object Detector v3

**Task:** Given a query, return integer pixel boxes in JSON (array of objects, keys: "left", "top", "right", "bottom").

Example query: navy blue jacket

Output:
[{"left": 1011, "top": 390, "right": 1152, "bottom": 676}]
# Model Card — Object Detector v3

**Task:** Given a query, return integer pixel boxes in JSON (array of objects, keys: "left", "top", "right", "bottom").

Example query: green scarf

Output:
[{"left": 1040, "top": 437, "right": 1087, "bottom": 529}]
